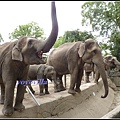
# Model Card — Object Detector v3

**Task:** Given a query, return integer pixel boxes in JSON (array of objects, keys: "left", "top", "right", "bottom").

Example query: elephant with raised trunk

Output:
[
  {"left": 47, "top": 39, "right": 109, "bottom": 98},
  {"left": 27, "top": 64, "right": 60, "bottom": 96},
  {"left": 0, "top": 1, "right": 58, "bottom": 116}
]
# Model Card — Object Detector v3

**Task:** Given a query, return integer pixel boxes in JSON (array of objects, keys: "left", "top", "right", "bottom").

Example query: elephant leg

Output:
[
  {"left": 75, "top": 69, "right": 83, "bottom": 93},
  {"left": 14, "top": 84, "right": 25, "bottom": 112},
  {"left": 2, "top": 80, "right": 16, "bottom": 116},
  {"left": 39, "top": 81, "right": 45, "bottom": 96},
  {"left": 37, "top": 74, "right": 46, "bottom": 96},
  {"left": 44, "top": 79, "right": 50, "bottom": 94},
  {"left": 24, "top": 86, "right": 27, "bottom": 93},
  {"left": 27, "top": 84, "right": 35, "bottom": 94},
  {"left": 54, "top": 75, "right": 66, "bottom": 93},
  {"left": 59, "top": 76, "right": 66, "bottom": 91},
  {"left": 85, "top": 72, "right": 91, "bottom": 83},
  {"left": 94, "top": 71, "right": 100, "bottom": 84},
  {"left": 0, "top": 83, "right": 5, "bottom": 104},
  {"left": 54, "top": 79, "right": 61, "bottom": 92},
  {"left": 68, "top": 68, "right": 78, "bottom": 95}
]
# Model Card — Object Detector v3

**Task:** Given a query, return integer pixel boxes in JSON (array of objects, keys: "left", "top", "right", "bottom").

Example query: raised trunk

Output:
[
  {"left": 42, "top": 1, "right": 58, "bottom": 53},
  {"left": 96, "top": 62, "right": 109, "bottom": 98}
]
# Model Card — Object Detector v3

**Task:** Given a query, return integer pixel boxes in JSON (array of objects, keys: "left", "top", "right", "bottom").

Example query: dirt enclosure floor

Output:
[{"left": 0, "top": 74, "right": 120, "bottom": 118}]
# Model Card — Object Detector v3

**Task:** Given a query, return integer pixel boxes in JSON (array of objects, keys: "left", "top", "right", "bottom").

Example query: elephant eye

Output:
[
  {"left": 28, "top": 40, "right": 33, "bottom": 46},
  {"left": 93, "top": 50, "right": 97, "bottom": 54}
]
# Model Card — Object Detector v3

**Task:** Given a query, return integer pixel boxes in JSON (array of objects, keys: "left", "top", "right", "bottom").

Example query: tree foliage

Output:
[
  {"left": 81, "top": 1, "right": 120, "bottom": 61},
  {"left": 109, "top": 30, "right": 120, "bottom": 60},
  {"left": 9, "top": 21, "right": 45, "bottom": 40},
  {"left": 54, "top": 29, "right": 95, "bottom": 48},
  {"left": 81, "top": 1, "right": 120, "bottom": 37}
]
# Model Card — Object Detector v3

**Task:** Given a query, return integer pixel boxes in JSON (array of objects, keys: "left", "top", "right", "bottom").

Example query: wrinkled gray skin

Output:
[
  {"left": 27, "top": 64, "right": 60, "bottom": 96},
  {"left": 47, "top": 39, "right": 109, "bottom": 98},
  {"left": 84, "top": 55, "right": 120, "bottom": 83},
  {"left": 0, "top": 1, "right": 58, "bottom": 116}
]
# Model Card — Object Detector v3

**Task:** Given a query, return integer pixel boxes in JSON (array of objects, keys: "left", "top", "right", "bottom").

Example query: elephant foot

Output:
[
  {"left": 54, "top": 86, "right": 66, "bottom": 93},
  {"left": 40, "top": 92, "right": 45, "bottom": 96},
  {"left": 45, "top": 91, "right": 50, "bottom": 94},
  {"left": 68, "top": 89, "right": 76, "bottom": 95},
  {"left": 60, "top": 86, "right": 66, "bottom": 91},
  {"left": 54, "top": 88, "right": 61, "bottom": 93},
  {"left": 0, "top": 99, "right": 4, "bottom": 104},
  {"left": 75, "top": 88, "right": 81, "bottom": 93},
  {"left": 0, "top": 95, "right": 5, "bottom": 104},
  {"left": 26, "top": 90, "right": 35, "bottom": 94},
  {"left": 85, "top": 80, "right": 90, "bottom": 83},
  {"left": 14, "top": 103, "right": 25, "bottom": 112},
  {"left": 94, "top": 80, "right": 98, "bottom": 84},
  {"left": 2, "top": 107, "right": 14, "bottom": 116},
  {"left": 0, "top": 97, "right": 4, "bottom": 104},
  {"left": 31, "top": 90, "right": 35, "bottom": 94},
  {"left": 55, "top": 84, "right": 66, "bottom": 92}
]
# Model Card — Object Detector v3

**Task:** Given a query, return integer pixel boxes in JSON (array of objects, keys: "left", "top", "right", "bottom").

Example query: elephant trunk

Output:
[
  {"left": 42, "top": 1, "right": 58, "bottom": 53},
  {"left": 93, "top": 59, "right": 109, "bottom": 98},
  {"left": 113, "top": 57, "right": 120, "bottom": 66}
]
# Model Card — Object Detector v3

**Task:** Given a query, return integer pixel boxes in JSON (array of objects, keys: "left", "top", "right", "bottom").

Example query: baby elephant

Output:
[{"left": 27, "top": 64, "right": 59, "bottom": 96}]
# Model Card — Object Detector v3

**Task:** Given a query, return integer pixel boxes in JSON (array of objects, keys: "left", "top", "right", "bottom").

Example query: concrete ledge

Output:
[
  {"left": 101, "top": 104, "right": 120, "bottom": 118},
  {"left": 0, "top": 79, "right": 115, "bottom": 118}
]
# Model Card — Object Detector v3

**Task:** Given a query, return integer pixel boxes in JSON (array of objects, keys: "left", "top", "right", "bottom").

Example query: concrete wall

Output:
[
  {"left": 0, "top": 79, "right": 114, "bottom": 118},
  {"left": 101, "top": 104, "right": 120, "bottom": 118}
]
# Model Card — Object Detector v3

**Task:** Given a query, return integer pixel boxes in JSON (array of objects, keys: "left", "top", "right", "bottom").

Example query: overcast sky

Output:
[{"left": 0, "top": 1, "right": 92, "bottom": 42}]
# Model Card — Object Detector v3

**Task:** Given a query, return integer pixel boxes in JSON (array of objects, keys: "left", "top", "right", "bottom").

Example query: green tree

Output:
[
  {"left": 81, "top": 1, "right": 120, "bottom": 60},
  {"left": 109, "top": 30, "right": 120, "bottom": 60},
  {"left": 54, "top": 29, "right": 95, "bottom": 48},
  {"left": 0, "top": 34, "right": 4, "bottom": 42},
  {"left": 9, "top": 21, "right": 45, "bottom": 40},
  {"left": 54, "top": 36, "right": 63, "bottom": 48}
]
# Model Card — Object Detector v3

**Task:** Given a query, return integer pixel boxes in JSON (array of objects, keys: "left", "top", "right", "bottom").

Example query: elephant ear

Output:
[
  {"left": 78, "top": 42, "right": 85, "bottom": 57},
  {"left": 44, "top": 67, "right": 49, "bottom": 75},
  {"left": 12, "top": 45, "right": 23, "bottom": 61},
  {"left": 86, "top": 41, "right": 97, "bottom": 53}
]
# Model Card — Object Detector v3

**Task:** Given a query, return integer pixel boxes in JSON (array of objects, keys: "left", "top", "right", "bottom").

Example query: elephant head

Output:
[
  {"left": 44, "top": 65, "right": 60, "bottom": 84},
  {"left": 12, "top": 1, "right": 58, "bottom": 65},
  {"left": 78, "top": 38, "right": 109, "bottom": 98},
  {"left": 104, "top": 55, "right": 120, "bottom": 70}
]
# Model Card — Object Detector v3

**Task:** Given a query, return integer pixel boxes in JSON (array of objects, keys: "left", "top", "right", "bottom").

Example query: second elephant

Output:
[
  {"left": 84, "top": 54, "right": 120, "bottom": 83},
  {"left": 47, "top": 39, "right": 109, "bottom": 98},
  {"left": 27, "top": 64, "right": 60, "bottom": 96}
]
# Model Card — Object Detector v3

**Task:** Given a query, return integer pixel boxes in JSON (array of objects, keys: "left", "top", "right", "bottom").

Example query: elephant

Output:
[
  {"left": 0, "top": 1, "right": 58, "bottom": 116},
  {"left": 47, "top": 38, "right": 109, "bottom": 98},
  {"left": 83, "top": 62, "right": 94, "bottom": 83},
  {"left": 26, "top": 64, "right": 60, "bottom": 96},
  {"left": 104, "top": 55, "right": 120, "bottom": 73},
  {"left": 83, "top": 55, "right": 120, "bottom": 84}
]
